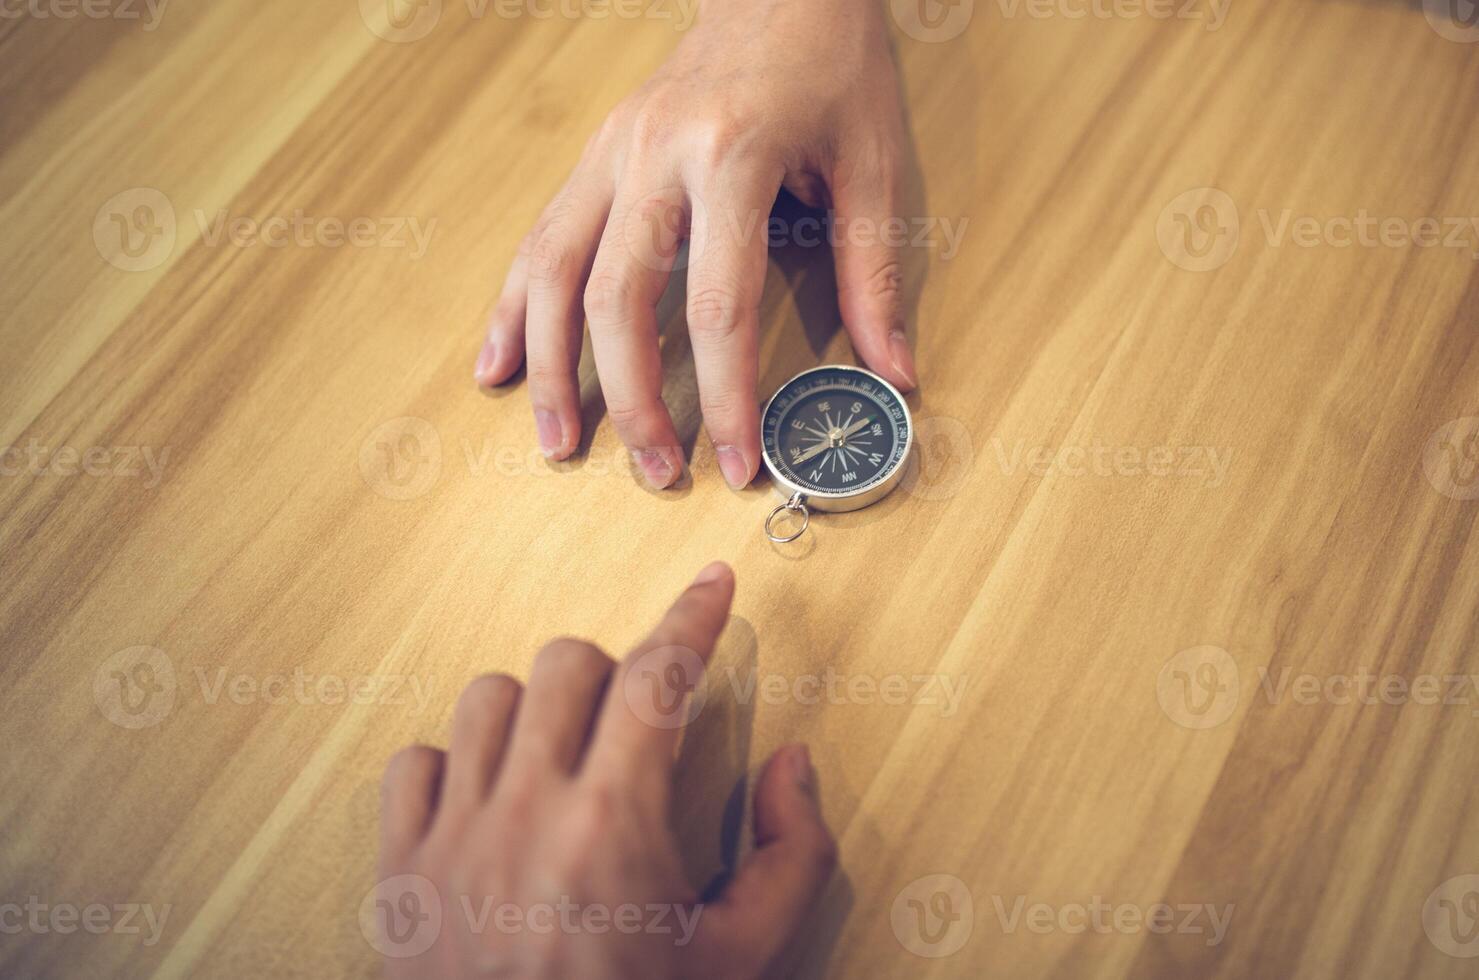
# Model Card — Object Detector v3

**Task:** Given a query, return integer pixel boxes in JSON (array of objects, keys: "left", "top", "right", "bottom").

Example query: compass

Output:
[{"left": 759, "top": 364, "right": 913, "bottom": 542}]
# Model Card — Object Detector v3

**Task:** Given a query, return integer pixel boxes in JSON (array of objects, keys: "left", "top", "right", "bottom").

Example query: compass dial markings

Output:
[{"left": 762, "top": 367, "right": 911, "bottom": 497}]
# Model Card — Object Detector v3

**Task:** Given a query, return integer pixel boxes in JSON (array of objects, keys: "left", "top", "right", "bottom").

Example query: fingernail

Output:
[
  {"left": 534, "top": 409, "right": 563, "bottom": 458},
  {"left": 693, "top": 561, "right": 732, "bottom": 586},
  {"left": 715, "top": 445, "right": 750, "bottom": 490},
  {"left": 791, "top": 745, "right": 815, "bottom": 793},
  {"left": 888, "top": 329, "right": 918, "bottom": 391},
  {"left": 474, "top": 341, "right": 498, "bottom": 384},
  {"left": 632, "top": 448, "right": 676, "bottom": 489}
]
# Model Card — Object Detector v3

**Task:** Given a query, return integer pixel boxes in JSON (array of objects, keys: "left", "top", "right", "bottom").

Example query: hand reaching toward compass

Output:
[
  {"left": 474, "top": 0, "right": 917, "bottom": 490},
  {"left": 375, "top": 564, "right": 838, "bottom": 979}
]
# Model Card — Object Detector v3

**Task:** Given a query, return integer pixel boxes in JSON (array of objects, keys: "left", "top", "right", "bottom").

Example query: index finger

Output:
[{"left": 583, "top": 562, "right": 736, "bottom": 780}]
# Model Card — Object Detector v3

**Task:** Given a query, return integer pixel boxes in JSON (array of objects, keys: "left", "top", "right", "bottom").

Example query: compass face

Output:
[{"left": 761, "top": 365, "right": 912, "bottom": 501}]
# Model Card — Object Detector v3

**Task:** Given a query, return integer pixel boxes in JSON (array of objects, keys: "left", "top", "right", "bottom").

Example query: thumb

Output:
[{"left": 695, "top": 745, "right": 838, "bottom": 974}]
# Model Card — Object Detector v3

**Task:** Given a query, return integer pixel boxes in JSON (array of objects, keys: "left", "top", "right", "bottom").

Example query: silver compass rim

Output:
[{"left": 759, "top": 363, "right": 914, "bottom": 512}]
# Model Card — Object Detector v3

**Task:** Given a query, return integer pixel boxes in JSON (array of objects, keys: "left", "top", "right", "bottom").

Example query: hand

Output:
[
  {"left": 475, "top": 0, "right": 918, "bottom": 490},
  {"left": 375, "top": 563, "right": 838, "bottom": 979}
]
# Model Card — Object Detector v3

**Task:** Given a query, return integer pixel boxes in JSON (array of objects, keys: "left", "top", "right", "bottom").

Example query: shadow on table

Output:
[
  {"left": 760, "top": 136, "right": 932, "bottom": 397},
  {"left": 669, "top": 613, "right": 854, "bottom": 977}
]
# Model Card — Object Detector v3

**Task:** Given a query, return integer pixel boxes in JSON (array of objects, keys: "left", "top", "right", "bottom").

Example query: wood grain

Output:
[{"left": 2, "top": 1, "right": 1477, "bottom": 977}]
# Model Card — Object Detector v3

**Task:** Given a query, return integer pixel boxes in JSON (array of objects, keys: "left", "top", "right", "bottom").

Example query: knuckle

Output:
[
  {"left": 491, "top": 766, "right": 542, "bottom": 821},
  {"left": 555, "top": 786, "right": 621, "bottom": 867},
  {"left": 606, "top": 399, "right": 663, "bottom": 432},
  {"left": 529, "top": 233, "right": 576, "bottom": 283},
  {"left": 686, "top": 283, "right": 752, "bottom": 342},
  {"left": 457, "top": 674, "right": 521, "bottom": 720},
  {"left": 843, "top": 134, "right": 903, "bottom": 188},
  {"left": 450, "top": 859, "right": 513, "bottom": 905},
  {"left": 699, "top": 387, "right": 747, "bottom": 425},
  {"left": 583, "top": 119, "right": 616, "bottom": 161},
  {"left": 524, "top": 362, "right": 572, "bottom": 393},
  {"left": 575, "top": 782, "right": 617, "bottom": 833},
  {"left": 688, "top": 109, "right": 748, "bottom": 167},
  {"left": 538, "top": 190, "right": 579, "bottom": 234},
  {"left": 864, "top": 259, "right": 905, "bottom": 305},
  {"left": 583, "top": 272, "right": 636, "bottom": 322},
  {"left": 630, "top": 101, "right": 672, "bottom": 151},
  {"left": 593, "top": 109, "right": 627, "bottom": 150},
  {"left": 535, "top": 637, "right": 611, "bottom": 677},
  {"left": 869, "top": 154, "right": 902, "bottom": 190},
  {"left": 445, "top": 865, "right": 480, "bottom": 901}
]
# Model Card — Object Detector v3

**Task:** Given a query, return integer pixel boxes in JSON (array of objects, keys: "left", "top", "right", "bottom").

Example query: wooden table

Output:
[{"left": 3, "top": 1, "right": 1477, "bottom": 976}]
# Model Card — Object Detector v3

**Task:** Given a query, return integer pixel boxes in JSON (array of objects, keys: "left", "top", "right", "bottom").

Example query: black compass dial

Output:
[{"left": 762, "top": 366, "right": 910, "bottom": 495}]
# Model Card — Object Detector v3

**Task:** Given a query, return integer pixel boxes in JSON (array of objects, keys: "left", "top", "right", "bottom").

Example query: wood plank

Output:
[{"left": 1, "top": 1, "right": 1475, "bottom": 977}]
